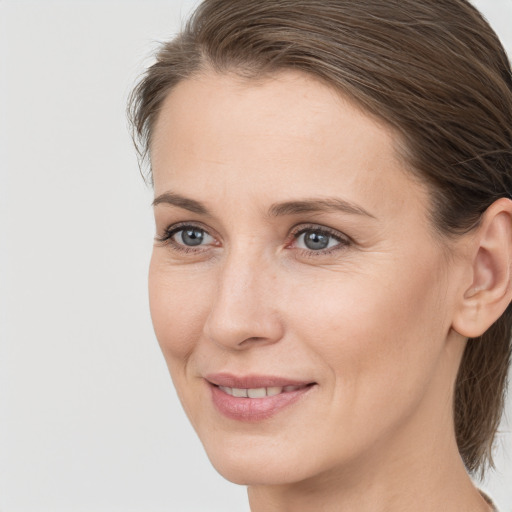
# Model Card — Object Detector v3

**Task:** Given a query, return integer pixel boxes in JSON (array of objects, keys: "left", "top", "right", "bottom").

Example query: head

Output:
[{"left": 129, "top": 0, "right": 512, "bottom": 479}]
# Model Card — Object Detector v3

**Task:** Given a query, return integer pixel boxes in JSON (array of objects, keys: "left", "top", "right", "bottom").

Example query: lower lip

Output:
[{"left": 209, "top": 383, "right": 315, "bottom": 422}]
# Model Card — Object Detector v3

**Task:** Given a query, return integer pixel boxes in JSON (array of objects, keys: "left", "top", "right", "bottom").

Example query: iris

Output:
[
  {"left": 303, "top": 230, "right": 330, "bottom": 250},
  {"left": 180, "top": 228, "right": 205, "bottom": 246}
]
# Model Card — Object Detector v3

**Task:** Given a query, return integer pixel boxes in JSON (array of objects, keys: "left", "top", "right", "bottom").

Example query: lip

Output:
[
  {"left": 205, "top": 372, "right": 313, "bottom": 389},
  {"left": 205, "top": 373, "right": 316, "bottom": 422}
]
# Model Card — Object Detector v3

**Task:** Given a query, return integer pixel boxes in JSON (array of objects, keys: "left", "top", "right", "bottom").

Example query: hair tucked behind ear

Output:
[{"left": 128, "top": 0, "right": 512, "bottom": 474}]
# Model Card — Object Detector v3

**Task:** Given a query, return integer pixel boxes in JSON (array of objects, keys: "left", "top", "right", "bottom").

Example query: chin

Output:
[
  {"left": 208, "top": 453, "right": 308, "bottom": 486},
  {"left": 198, "top": 431, "right": 332, "bottom": 486}
]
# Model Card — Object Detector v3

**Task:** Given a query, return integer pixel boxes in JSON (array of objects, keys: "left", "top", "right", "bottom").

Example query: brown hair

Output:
[{"left": 128, "top": 0, "right": 512, "bottom": 474}]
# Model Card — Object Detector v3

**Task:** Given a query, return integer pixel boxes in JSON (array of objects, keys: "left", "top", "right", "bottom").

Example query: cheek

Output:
[
  {"left": 148, "top": 252, "right": 212, "bottom": 362},
  {"left": 289, "top": 254, "right": 451, "bottom": 403}
]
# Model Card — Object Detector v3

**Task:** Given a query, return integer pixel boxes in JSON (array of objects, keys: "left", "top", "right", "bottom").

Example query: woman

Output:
[{"left": 128, "top": 1, "right": 512, "bottom": 510}]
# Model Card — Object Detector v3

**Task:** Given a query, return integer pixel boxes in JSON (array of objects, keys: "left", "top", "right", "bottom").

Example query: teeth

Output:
[
  {"left": 217, "top": 385, "right": 308, "bottom": 398},
  {"left": 232, "top": 387, "right": 248, "bottom": 398},
  {"left": 283, "top": 385, "right": 301, "bottom": 392},
  {"left": 247, "top": 387, "right": 267, "bottom": 398},
  {"left": 266, "top": 386, "right": 282, "bottom": 397}
]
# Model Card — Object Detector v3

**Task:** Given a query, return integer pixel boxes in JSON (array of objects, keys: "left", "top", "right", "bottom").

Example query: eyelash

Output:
[
  {"left": 292, "top": 225, "right": 351, "bottom": 257},
  {"left": 155, "top": 222, "right": 351, "bottom": 257},
  {"left": 155, "top": 222, "right": 216, "bottom": 254}
]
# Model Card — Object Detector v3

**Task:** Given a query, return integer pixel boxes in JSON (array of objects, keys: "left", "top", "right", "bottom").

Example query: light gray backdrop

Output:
[{"left": 1, "top": 1, "right": 511, "bottom": 511}]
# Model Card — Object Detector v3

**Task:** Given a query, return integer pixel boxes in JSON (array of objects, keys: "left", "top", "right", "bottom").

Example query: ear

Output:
[{"left": 452, "top": 198, "right": 512, "bottom": 338}]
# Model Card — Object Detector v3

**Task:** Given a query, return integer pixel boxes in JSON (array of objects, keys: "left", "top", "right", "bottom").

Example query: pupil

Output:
[
  {"left": 182, "top": 228, "right": 204, "bottom": 246},
  {"left": 305, "top": 231, "right": 329, "bottom": 250}
]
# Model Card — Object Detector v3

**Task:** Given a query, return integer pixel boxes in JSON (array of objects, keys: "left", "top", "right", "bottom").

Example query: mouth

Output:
[
  {"left": 216, "top": 383, "right": 313, "bottom": 398},
  {"left": 205, "top": 373, "right": 317, "bottom": 421}
]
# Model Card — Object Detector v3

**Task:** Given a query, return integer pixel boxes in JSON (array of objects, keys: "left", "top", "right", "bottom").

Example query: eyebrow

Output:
[
  {"left": 152, "top": 191, "right": 375, "bottom": 219},
  {"left": 152, "top": 192, "right": 209, "bottom": 214},
  {"left": 267, "top": 198, "right": 375, "bottom": 219}
]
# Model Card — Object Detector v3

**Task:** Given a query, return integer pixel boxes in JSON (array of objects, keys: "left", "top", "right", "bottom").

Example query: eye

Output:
[
  {"left": 291, "top": 225, "right": 350, "bottom": 255},
  {"left": 174, "top": 226, "right": 214, "bottom": 247},
  {"left": 157, "top": 223, "right": 217, "bottom": 252}
]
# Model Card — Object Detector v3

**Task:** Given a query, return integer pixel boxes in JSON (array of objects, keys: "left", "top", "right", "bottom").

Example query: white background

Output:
[{"left": 0, "top": 1, "right": 511, "bottom": 511}]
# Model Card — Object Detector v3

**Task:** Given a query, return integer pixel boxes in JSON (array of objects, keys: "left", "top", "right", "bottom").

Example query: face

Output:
[{"left": 149, "top": 70, "right": 467, "bottom": 486}]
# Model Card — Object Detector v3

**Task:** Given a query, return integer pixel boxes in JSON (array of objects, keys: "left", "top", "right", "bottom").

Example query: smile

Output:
[
  {"left": 218, "top": 385, "right": 308, "bottom": 398},
  {"left": 206, "top": 374, "right": 316, "bottom": 422}
]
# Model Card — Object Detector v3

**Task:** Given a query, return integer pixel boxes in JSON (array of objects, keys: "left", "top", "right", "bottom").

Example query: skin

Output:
[{"left": 149, "top": 70, "right": 498, "bottom": 511}]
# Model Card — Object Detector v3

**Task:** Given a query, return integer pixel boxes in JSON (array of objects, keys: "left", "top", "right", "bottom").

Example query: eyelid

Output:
[
  {"left": 156, "top": 221, "right": 351, "bottom": 257},
  {"left": 155, "top": 221, "right": 219, "bottom": 252},
  {"left": 288, "top": 223, "right": 352, "bottom": 256},
  {"left": 290, "top": 223, "right": 349, "bottom": 240}
]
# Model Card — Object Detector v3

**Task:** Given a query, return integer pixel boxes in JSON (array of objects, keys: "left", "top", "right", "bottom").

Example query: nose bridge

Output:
[{"left": 204, "top": 240, "right": 283, "bottom": 349}]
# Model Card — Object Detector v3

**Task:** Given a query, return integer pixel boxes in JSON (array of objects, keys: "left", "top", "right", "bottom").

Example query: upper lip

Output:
[{"left": 205, "top": 373, "right": 315, "bottom": 388}]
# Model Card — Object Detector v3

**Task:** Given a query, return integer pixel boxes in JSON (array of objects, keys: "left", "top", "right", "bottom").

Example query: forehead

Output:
[
  {"left": 152, "top": 69, "right": 395, "bottom": 164},
  {"left": 150, "top": 70, "right": 429, "bottom": 223}
]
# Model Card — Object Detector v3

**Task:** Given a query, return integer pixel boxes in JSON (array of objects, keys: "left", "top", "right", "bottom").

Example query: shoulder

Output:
[{"left": 479, "top": 490, "right": 499, "bottom": 512}]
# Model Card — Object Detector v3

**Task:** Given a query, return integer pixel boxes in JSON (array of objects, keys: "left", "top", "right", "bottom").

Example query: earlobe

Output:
[{"left": 452, "top": 198, "right": 512, "bottom": 338}]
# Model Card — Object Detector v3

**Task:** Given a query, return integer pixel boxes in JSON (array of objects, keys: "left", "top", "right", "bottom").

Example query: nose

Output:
[{"left": 203, "top": 247, "right": 284, "bottom": 350}]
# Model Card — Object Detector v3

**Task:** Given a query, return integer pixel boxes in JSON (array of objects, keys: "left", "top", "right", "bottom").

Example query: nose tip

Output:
[
  {"left": 202, "top": 258, "right": 284, "bottom": 350},
  {"left": 204, "top": 312, "right": 284, "bottom": 350}
]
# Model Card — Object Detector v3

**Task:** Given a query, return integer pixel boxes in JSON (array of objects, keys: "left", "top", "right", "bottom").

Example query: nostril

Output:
[
  {"left": 203, "top": 290, "right": 285, "bottom": 349},
  {"left": 239, "top": 337, "right": 269, "bottom": 346}
]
